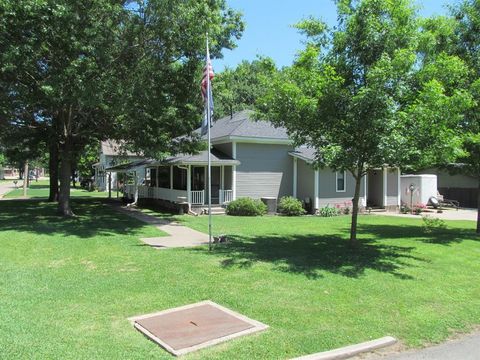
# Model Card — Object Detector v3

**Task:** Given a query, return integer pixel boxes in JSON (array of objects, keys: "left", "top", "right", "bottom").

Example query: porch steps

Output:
[
  {"left": 191, "top": 206, "right": 226, "bottom": 215},
  {"left": 205, "top": 206, "right": 226, "bottom": 215},
  {"left": 367, "top": 207, "right": 387, "bottom": 213}
]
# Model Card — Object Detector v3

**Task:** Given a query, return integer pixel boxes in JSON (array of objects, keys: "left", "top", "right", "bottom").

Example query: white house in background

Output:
[
  {"left": 109, "top": 110, "right": 401, "bottom": 212},
  {"left": 93, "top": 140, "right": 143, "bottom": 191}
]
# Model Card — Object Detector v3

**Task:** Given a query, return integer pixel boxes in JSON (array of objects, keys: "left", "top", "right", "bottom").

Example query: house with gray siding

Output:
[
  {"left": 117, "top": 110, "right": 400, "bottom": 212},
  {"left": 93, "top": 140, "right": 143, "bottom": 191}
]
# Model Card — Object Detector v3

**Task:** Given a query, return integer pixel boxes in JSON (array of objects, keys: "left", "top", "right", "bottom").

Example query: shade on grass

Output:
[
  {"left": 0, "top": 199, "right": 479, "bottom": 359},
  {"left": 2, "top": 180, "right": 108, "bottom": 199}
]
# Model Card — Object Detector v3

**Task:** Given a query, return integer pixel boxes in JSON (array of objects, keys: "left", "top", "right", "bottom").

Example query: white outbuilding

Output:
[{"left": 400, "top": 174, "right": 438, "bottom": 207}]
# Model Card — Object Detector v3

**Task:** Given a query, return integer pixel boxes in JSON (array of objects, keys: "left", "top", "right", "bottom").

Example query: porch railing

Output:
[
  {"left": 125, "top": 184, "right": 135, "bottom": 197},
  {"left": 190, "top": 190, "right": 205, "bottom": 205},
  {"left": 219, "top": 189, "right": 233, "bottom": 204},
  {"left": 124, "top": 186, "right": 234, "bottom": 205}
]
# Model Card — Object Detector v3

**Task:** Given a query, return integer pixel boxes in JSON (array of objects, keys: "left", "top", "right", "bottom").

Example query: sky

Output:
[{"left": 213, "top": 0, "right": 458, "bottom": 70}]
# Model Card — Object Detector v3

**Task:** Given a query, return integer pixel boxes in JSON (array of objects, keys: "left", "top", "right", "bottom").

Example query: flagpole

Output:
[{"left": 206, "top": 33, "right": 212, "bottom": 251}]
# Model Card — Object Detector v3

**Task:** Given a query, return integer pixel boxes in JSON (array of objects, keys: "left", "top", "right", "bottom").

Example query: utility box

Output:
[
  {"left": 261, "top": 197, "right": 277, "bottom": 215},
  {"left": 400, "top": 174, "right": 437, "bottom": 207}
]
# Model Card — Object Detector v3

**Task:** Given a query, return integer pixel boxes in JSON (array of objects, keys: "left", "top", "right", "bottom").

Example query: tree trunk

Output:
[
  {"left": 477, "top": 177, "right": 480, "bottom": 234},
  {"left": 22, "top": 161, "right": 29, "bottom": 197},
  {"left": 58, "top": 136, "right": 74, "bottom": 216},
  {"left": 72, "top": 169, "right": 77, "bottom": 188},
  {"left": 48, "top": 143, "right": 59, "bottom": 202},
  {"left": 349, "top": 170, "right": 363, "bottom": 246}
]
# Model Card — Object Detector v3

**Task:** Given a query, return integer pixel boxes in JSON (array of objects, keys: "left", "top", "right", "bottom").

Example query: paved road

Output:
[
  {"left": 388, "top": 332, "right": 480, "bottom": 360},
  {"left": 362, "top": 332, "right": 480, "bottom": 360}
]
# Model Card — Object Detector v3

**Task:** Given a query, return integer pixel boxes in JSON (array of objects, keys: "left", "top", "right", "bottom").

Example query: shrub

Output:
[
  {"left": 413, "top": 203, "right": 427, "bottom": 215},
  {"left": 422, "top": 215, "right": 446, "bottom": 233},
  {"left": 400, "top": 203, "right": 412, "bottom": 214},
  {"left": 318, "top": 205, "right": 340, "bottom": 217},
  {"left": 278, "top": 196, "right": 306, "bottom": 216},
  {"left": 226, "top": 197, "right": 267, "bottom": 216}
]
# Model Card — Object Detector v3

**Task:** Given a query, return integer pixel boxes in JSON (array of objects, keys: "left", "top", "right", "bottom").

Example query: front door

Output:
[
  {"left": 192, "top": 167, "right": 205, "bottom": 191},
  {"left": 211, "top": 167, "right": 220, "bottom": 204}
]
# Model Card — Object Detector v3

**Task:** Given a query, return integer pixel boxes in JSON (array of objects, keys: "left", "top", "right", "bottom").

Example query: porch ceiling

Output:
[{"left": 105, "top": 159, "right": 155, "bottom": 172}]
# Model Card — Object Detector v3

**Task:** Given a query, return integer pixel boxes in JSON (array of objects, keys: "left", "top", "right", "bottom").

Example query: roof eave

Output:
[
  {"left": 212, "top": 136, "right": 293, "bottom": 145},
  {"left": 288, "top": 152, "right": 314, "bottom": 164}
]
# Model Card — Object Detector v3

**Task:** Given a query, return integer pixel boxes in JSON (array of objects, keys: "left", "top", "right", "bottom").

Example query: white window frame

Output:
[{"left": 336, "top": 171, "right": 346, "bottom": 192}]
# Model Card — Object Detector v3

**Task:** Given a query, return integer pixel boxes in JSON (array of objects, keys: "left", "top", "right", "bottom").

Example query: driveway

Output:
[{"left": 372, "top": 208, "right": 477, "bottom": 221}]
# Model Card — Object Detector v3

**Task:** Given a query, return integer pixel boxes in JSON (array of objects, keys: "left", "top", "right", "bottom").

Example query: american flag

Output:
[
  {"left": 201, "top": 55, "right": 214, "bottom": 136},
  {"left": 201, "top": 59, "right": 214, "bottom": 101}
]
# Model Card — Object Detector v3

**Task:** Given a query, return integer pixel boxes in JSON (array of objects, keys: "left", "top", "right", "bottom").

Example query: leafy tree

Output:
[
  {"left": 257, "top": 0, "right": 471, "bottom": 245},
  {"left": 76, "top": 141, "right": 100, "bottom": 180},
  {"left": 449, "top": 0, "right": 480, "bottom": 232},
  {"left": 0, "top": 0, "right": 243, "bottom": 215},
  {"left": 214, "top": 57, "right": 277, "bottom": 118}
]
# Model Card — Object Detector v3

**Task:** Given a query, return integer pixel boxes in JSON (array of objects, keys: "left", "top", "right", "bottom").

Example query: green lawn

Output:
[
  {"left": 0, "top": 199, "right": 479, "bottom": 359},
  {"left": 2, "top": 180, "right": 108, "bottom": 199}
]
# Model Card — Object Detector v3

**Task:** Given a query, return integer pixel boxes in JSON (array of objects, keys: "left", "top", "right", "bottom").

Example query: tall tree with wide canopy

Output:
[
  {"left": 214, "top": 57, "right": 277, "bottom": 119},
  {"left": 257, "top": 0, "right": 471, "bottom": 245},
  {"left": 0, "top": 0, "right": 243, "bottom": 215},
  {"left": 450, "top": 0, "right": 480, "bottom": 233}
]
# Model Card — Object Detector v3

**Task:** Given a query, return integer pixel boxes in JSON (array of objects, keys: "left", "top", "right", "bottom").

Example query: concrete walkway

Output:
[
  {"left": 0, "top": 180, "right": 16, "bottom": 199},
  {"left": 114, "top": 205, "right": 209, "bottom": 249}
]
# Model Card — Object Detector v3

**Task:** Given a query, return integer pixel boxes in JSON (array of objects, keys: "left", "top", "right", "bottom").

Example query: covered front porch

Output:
[{"left": 121, "top": 149, "right": 239, "bottom": 208}]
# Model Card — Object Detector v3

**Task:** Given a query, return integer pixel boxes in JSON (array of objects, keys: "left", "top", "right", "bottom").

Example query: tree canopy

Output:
[
  {"left": 0, "top": 0, "right": 244, "bottom": 215},
  {"left": 213, "top": 57, "right": 277, "bottom": 119},
  {"left": 257, "top": 0, "right": 472, "bottom": 244}
]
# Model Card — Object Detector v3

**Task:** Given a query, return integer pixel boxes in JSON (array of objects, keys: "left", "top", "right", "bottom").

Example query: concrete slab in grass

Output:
[{"left": 129, "top": 300, "right": 268, "bottom": 356}]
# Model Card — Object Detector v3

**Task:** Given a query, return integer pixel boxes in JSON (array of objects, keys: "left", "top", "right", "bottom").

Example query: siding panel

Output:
[
  {"left": 318, "top": 168, "right": 365, "bottom": 199},
  {"left": 236, "top": 143, "right": 294, "bottom": 199},
  {"left": 297, "top": 159, "right": 314, "bottom": 201}
]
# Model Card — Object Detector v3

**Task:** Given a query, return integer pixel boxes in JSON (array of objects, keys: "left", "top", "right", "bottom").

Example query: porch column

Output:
[
  {"left": 383, "top": 167, "right": 388, "bottom": 208},
  {"left": 170, "top": 165, "right": 173, "bottom": 189},
  {"left": 220, "top": 166, "right": 225, "bottom": 204},
  {"left": 363, "top": 173, "right": 367, "bottom": 207},
  {"left": 221, "top": 166, "right": 224, "bottom": 189},
  {"left": 293, "top": 157, "right": 298, "bottom": 198},
  {"left": 397, "top": 167, "right": 401, "bottom": 207},
  {"left": 108, "top": 172, "right": 112, "bottom": 199},
  {"left": 232, "top": 142, "right": 237, "bottom": 200},
  {"left": 314, "top": 169, "right": 319, "bottom": 211},
  {"left": 155, "top": 166, "right": 159, "bottom": 188},
  {"left": 187, "top": 165, "right": 191, "bottom": 204}
]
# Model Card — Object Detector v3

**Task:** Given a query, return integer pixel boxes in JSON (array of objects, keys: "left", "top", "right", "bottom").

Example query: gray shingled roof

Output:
[
  {"left": 101, "top": 140, "right": 140, "bottom": 157},
  {"left": 289, "top": 147, "right": 317, "bottom": 163},
  {"left": 105, "top": 159, "right": 155, "bottom": 172},
  {"left": 204, "top": 110, "right": 290, "bottom": 141},
  {"left": 152, "top": 148, "right": 240, "bottom": 166}
]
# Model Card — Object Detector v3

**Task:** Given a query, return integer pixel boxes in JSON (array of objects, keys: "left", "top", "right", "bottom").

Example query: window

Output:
[
  {"left": 173, "top": 166, "right": 187, "bottom": 190},
  {"left": 149, "top": 168, "right": 156, "bottom": 187},
  {"left": 336, "top": 171, "right": 346, "bottom": 192},
  {"left": 157, "top": 166, "right": 170, "bottom": 188}
]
